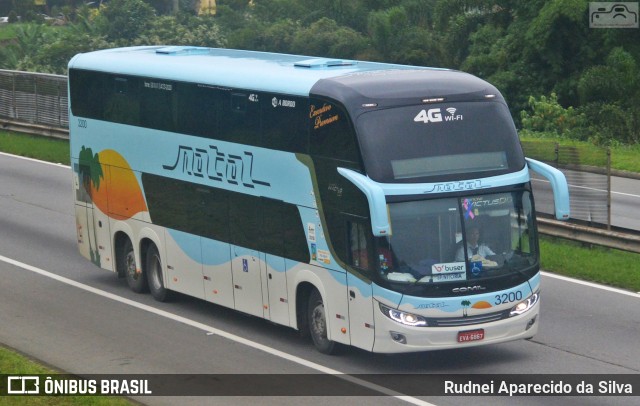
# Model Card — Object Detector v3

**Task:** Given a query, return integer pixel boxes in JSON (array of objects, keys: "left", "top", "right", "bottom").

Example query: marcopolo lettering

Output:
[{"left": 452, "top": 285, "right": 487, "bottom": 293}]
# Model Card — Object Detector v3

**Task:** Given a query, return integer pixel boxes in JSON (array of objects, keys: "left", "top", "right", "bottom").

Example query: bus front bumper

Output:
[{"left": 371, "top": 301, "right": 539, "bottom": 353}]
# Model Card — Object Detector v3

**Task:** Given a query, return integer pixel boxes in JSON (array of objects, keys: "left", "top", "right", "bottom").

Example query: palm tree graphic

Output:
[
  {"left": 461, "top": 300, "right": 471, "bottom": 317},
  {"left": 78, "top": 146, "right": 103, "bottom": 266}
]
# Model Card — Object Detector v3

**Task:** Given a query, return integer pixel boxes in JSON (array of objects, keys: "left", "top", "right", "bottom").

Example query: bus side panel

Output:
[
  {"left": 93, "top": 207, "right": 113, "bottom": 271},
  {"left": 74, "top": 204, "right": 95, "bottom": 265},
  {"left": 231, "top": 245, "right": 265, "bottom": 318},
  {"left": 346, "top": 273, "right": 375, "bottom": 351},
  {"left": 164, "top": 229, "right": 206, "bottom": 300},
  {"left": 288, "top": 264, "right": 350, "bottom": 346},
  {"left": 202, "top": 237, "right": 234, "bottom": 309},
  {"left": 72, "top": 158, "right": 113, "bottom": 272},
  {"left": 265, "top": 254, "right": 290, "bottom": 326}
]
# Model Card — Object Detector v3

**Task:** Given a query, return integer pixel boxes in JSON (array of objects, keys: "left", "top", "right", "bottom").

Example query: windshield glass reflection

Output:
[{"left": 375, "top": 191, "right": 537, "bottom": 285}]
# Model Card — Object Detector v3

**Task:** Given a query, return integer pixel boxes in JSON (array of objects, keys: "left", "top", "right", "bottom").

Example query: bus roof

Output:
[
  {"left": 68, "top": 46, "right": 421, "bottom": 96},
  {"left": 69, "top": 46, "right": 503, "bottom": 108}
]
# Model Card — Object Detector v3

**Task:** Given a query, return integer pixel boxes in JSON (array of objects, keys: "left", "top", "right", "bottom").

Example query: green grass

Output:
[
  {"left": 540, "top": 236, "right": 640, "bottom": 292},
  {"left": 0, "top": 131, "right": 70, "bottom": 165},
  {"left": 0, "top": 345, "right": 133, "bottom": 404},
  {"left": 611, "top": 143, "right": 640, "bottom": 173}
]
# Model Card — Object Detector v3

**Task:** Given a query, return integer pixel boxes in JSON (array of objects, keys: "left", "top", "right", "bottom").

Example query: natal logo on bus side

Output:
[
  {"left": 163, "top": 144, "right": 271, "bottom": 189},
  {"left": 414, "top": 107, "right": 463, "bottom": 123}
]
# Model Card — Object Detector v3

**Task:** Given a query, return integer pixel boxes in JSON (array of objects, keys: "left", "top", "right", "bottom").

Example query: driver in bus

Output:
[{"left": 455, "top": 225, "right": 495, "bottom": 262}]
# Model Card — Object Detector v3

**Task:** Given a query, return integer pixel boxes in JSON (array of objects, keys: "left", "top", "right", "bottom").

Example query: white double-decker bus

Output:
[{"left": 68, "top": 46, "right": 569, "bottom": 354}]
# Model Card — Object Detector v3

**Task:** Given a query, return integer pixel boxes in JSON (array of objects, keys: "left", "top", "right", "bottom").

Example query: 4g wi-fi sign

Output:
[{"left": 414, "top": 107, "right": 464, "bottom": 124}]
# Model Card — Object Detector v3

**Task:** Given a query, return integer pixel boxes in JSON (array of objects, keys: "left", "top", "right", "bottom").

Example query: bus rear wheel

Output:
[
  {"left": 307, "top": 289, "right": 337, "bottom": 355},
  {"left": 120, "top": 239, "right": 147, "bottom": 293},
  {"left": 146, "top": 244, "right": 171, "bottom": 302}
]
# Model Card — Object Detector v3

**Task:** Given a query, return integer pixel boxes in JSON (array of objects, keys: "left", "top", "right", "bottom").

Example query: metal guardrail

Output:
[
  {"left": 537, "top": 218, "right": 640, "bottom": 254},
  {"left": 1, "top": 69, "right": 639, "bottom": 254},
  {"left": 0, "top": 69, "right": 69, "bottom": 133},
  {"left": 1, "top": 118, "right": 69, "bottom": 139},
  {"left": 521, "top": 140, "right": 613, "bottom": 229}
]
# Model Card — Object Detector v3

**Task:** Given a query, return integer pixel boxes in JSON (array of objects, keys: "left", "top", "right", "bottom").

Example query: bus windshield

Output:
[
  {"left": 356, "top": 101, "right": 525, "bottom": 183},
  {"left": 375, "top": 190, "right": 537, "bottom": 287}
]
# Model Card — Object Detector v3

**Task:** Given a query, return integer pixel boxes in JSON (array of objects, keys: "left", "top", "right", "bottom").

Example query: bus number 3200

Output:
[
  {"left": 78, "top": 119, "right": 87, "bottom": 128},
  {"left": 494, "top": 291, "right": 522, "bottom": 305}
]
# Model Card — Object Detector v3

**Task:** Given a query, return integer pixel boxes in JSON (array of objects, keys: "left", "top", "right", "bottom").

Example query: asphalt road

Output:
[{"left": 0, "top": 152, "right": 638, "bottom": 406}]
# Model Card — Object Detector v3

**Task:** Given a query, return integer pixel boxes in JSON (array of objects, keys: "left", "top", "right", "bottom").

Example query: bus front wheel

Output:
[
  {"left": 146, "top": 244, "right": 171, "bottom": 302},
  {"left": 308, "top": 289, "right": 337, "bottom": 355},
  {"left": 120, "top": 239, "right": 147, "bottom": 293}
]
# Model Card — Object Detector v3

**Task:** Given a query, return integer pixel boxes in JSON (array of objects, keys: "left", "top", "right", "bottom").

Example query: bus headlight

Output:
[
  {"left": 379, "top": 303, "right": 428, "bottom": 327},
  {"left": 510, "top": 292, "right": 540, "bottom": 317}
]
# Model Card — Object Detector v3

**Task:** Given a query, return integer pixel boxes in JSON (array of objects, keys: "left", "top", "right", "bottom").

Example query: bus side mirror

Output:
[
  {"left": 526, "top": 158, "right": 570, "bottom": 221},
  {"left": 337, "top": 168, "right": 391, "bottom": 236}
]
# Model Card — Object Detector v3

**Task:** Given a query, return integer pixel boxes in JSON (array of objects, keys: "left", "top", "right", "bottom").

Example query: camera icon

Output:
[
  {"left": 590, "top": 2, "right": 639, "bottom": 28},
  {"left": 7, "top": 376, "right": 40, "bottom": 394}
]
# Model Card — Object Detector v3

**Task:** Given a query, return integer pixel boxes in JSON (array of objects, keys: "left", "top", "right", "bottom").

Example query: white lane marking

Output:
[
  {"left": 532, "top": 178, "right": 640, "bottom": 198},
  {"left": 0, "top": 151, "right": 70, "bottom": 169},
  {"left": 541, "top": 271, "right": 640, "bottom": 298},
  {"left": 0, "top": 254, "right": 436, "bottom": 406}
]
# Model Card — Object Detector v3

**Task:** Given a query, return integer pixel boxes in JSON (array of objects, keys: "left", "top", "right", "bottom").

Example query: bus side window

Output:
[
  {"left": 261, "top": 199, "right": 285, "bottom": 258},
  {"left": 104, "top": 77, "right": 140, "bottom": 126},
  {"left": 176, "top": 84, "right": 222, "bottom": 139},
  {"left": 140, "top": 80, "right": 177, "bottom": 132},
  {"left": 348, "top": 221, "right": 372, "bottom": 271},
  {"left": 69, "top": 70, "right": 107, "bottom": 120},
  {"left": 219, "top": 92, "right": 260, "bottom": 146},
  {"left": 261, "top": 199, "right": 310, "bottom": 263},
  {"left": 261, "top": 95, "right": 307, "bottom": 153},
  {"left": 228, "top": 191, "right": 261, "bottom": 251}
]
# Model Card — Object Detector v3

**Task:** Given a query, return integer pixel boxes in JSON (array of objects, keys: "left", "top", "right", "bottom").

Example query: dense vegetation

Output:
[{"left": 1, "top": 0, "right": 640, "bottom": 145}]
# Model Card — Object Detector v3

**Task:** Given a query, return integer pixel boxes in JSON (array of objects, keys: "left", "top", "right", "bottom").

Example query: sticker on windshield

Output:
[
  {"left": 431, "top": 262, "right": 467, "bottom": 283},
  {"left": 431, "top": 262, "right": 466, "bottom": 274},
  {"left": 465, "top": 195, "right": 513, "bottom": 217},
  {"left": 414, "top": 107, "right": 463, "bottom": 124},
  {"left": 432, "top": 272, "right": 467, "bottom": 283}
]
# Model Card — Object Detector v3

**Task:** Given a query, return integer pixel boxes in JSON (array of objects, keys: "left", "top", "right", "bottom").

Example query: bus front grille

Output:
[{"left": 426, "top": 310, "right": 510, "bottom": 327}]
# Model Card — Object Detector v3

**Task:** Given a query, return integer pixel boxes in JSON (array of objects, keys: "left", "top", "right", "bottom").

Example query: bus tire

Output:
[
  {"left": 308, "top": 289, "right": 337, "bottom": 355},
  {"left": 146, "top": 244, "right": 172, "bottom": 302},
  {"left": 120, "top": 239, "right": 147, "bottom": 293}
]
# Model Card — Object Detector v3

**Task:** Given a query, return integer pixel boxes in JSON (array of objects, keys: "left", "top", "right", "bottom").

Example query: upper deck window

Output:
[
  {"left": 69, "top": 69, "right": 308, "bottom": 153},
  {"left": 356, "top": 101, "right": 525, "bottom": 183}
]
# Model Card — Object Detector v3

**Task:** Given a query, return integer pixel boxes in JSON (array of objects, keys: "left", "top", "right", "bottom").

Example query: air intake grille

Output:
[{"left": 426, "top": 310, "right": 510, "bottom": 327}]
